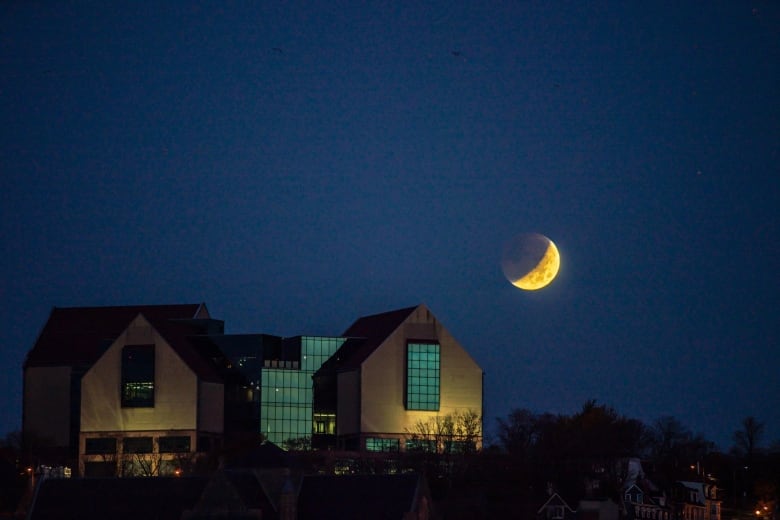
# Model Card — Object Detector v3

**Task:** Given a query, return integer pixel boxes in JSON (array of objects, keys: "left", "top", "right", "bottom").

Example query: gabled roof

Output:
[
  {"left": 297, "top": 473, "right": 425, "bottom": 520},
  {"left": 152, "top": 315, "right": 224, "bottom": 383},
  {"left": 24, "top": 303, "right": 223, "bottom": 382},
  {"left": 537, "top": 492, "right": 576, "bottom": 515},
  {"left": 676, "top": 481, "right": 707, "bottom": 505},
  {"left": 334, "top": 305, "right": 419, "bottom": 370},
  {"left": 28, "top": 472, "right": 278, "bottom": 520},
  {"left": 28, "top": 476, "right": 209, "bottom": 520},
  {"left": 26, "top": 304, "right": 206, "bottom": 368}
]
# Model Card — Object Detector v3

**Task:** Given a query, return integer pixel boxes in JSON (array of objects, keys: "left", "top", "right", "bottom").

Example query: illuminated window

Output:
[
  {"left": 405, "top": 439, "right": 436, "bottom": 453},
  {"left": 366, "top": 437, "right": 400, "bottom": 452},
  {"left": 406, "top": 343, "right": 440, "bottom": 411},
  {"left": 159, "top": 436, "right": 191, "bottom": 453},
  {"left": 313, "top": 412, "right": 336, "bottom": 434},
  {"left": 121, "top": 345, "right": 154, "bottom": 407}
]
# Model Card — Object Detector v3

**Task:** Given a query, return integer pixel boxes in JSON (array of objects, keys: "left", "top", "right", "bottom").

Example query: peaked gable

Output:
[
  {"left": 336, "top": 304, "right": 421, "bottom": 370},
  {"left": 537, "top": 492, "right": 575, "bottom": 514},
  {"left": 25, "top": 304, "right": 207, "bottom": 369}
]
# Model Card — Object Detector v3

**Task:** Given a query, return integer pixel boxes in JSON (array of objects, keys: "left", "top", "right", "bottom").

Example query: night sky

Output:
[{"left": 2, "top": 1, "right": 778, "bottom": 451}]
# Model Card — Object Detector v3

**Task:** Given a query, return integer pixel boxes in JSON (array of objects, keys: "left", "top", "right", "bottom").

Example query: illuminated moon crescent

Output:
[{"left": 501, "top": 233, "right": 561, "bottom": 290}]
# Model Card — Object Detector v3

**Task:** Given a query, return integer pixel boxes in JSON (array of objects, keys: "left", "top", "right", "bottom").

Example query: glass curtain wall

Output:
[{"left": 260, "top": 336, "right": 344, "bottom": 446}]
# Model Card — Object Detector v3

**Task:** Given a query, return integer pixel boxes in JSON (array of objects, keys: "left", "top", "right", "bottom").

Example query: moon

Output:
[{"left": 501, "top": 233, "right": 561, "bottom": 290}]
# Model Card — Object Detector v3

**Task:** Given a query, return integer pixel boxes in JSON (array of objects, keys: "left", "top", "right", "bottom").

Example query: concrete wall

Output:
[
  {"left": 80, "top": 315, "right": 199, "bottom": 433},
  {"left": 23, "top": 366, "right": 72, "bottom": 447}
]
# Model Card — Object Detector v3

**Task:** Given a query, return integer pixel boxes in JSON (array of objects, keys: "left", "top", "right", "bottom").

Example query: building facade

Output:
[
  {"left": 313, "top": 304, "right": 484, "bottom": 452},
  {"left": 23, "top": 302, "right": 484, "bottom": 476},
  {"left": 22, "top": 303, "right": 220, "bottom": 467},
  {"left": 78, "top": 313, "right": 224, "bottom": 476}
]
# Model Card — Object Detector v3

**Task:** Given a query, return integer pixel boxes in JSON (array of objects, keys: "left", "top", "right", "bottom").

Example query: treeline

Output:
[
  {"left": 487, "top": 400, "right": 778, "bottom": 516},
  {"left": 0, "top": 404, "right": 777, "bottom": 518}
]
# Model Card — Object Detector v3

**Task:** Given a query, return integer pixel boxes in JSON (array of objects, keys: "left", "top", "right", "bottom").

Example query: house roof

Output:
[
  {"left": 28, "top": 472, "right": 278, "bottom": 520},
  {"left": 297, "top": 473, "right": 424, "bottom": 520},
  {"left": 28, "top": 476, "right": 209, "bottom": 520},
  {"left": 24, "top": 303, "right": 223, "bottom": 382},
  {"left": 25, "top": 304, "right": 204, "bottom": 367},
  {"left": 334, "top": 305, "right": 419, "bottom": 370},
  {"left": 537, "top": 492, "right": 576, "bottom": 514}
]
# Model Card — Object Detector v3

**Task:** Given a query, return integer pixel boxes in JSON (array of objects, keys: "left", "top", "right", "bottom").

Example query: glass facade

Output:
[
  {"left": 260, "top": 336, "right": 344, "bottom": 446},
  {"left": 366, "top": 437, "right": 400, "bottom": 452},
  {"left": 406, "top": 343, "right": 440, "bottom": 411},
  {"left": 405, "top": 439, "right": 436, "bottom": 453}
]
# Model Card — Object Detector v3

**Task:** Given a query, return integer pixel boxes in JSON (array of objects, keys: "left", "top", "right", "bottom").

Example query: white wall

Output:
[{"left": 80, "top": 315, "right": 199, "bottom": 433}]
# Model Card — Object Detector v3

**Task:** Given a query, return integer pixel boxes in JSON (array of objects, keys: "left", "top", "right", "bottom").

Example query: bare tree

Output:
[
  {"left": 405, "top": 410, "right": 482, "bottom": 454},
  {"left": 733, "top": 416, "right": 765, "bottom": 459}
]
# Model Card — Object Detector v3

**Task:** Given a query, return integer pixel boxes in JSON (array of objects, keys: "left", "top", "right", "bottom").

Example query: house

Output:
[
  {"left": 296, "top": 473, "right": 432, "bottom": 520},
  {"left": 537, "top": 492, "right": 577, "bottom": 519},
  {"left": 312, "top": 304, "right": 484, "bottom": 453},
  {"left": 26, "top": 470, "right": 431, "bottom": 520},
  {"left": 623, "top": 483, "right": 671, "bottom": 520},
  {"left": 674, "top": 481, "right": 721, "bottom": 520},
  {"left": 26, "top": 470, "right": 277, "bottom": 520},
  {"left": 24, "top": 302, "right": 483, "bottom": 477},
  {"left": 78, "top": 310, "right": 226, "bottom": 477},
  {"left": 23, "top": 303, "right": 223, "bottom": 468}
]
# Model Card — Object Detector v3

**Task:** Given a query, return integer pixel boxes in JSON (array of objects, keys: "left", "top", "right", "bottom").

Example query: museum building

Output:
[{"left": 22, "top": 303, "right": 483, "bottom": 476}]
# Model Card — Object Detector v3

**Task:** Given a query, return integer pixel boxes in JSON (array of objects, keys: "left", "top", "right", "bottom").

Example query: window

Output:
[
  {"left": 159, "top": 436, "right": 191, "bottom": 453},
  {"left": 85, "top": 437, "right": 117, "bottom": 454},
  {"left": 365, "top": 437, "right": 400, "bottom": 452},
  {"left": 405, "top": 439, "right": 436, "bottom": 453},
  {"left": 123, "top": 437, "right": 153, "bottom": 454},
  {"left": 406, "top": 343, "right": 440, "bottom": 411},
  {"left": 444, "top": 440, "right": 475, "bottom": 454},
  {"left": 550, "top": 505, "right": 564, "bottom": 519},
  {"left": 121, "top": 345, "right": 155, "bottom": 407},
  {"left": 313, "top": 412, "right": 336, "bottom": 435}
]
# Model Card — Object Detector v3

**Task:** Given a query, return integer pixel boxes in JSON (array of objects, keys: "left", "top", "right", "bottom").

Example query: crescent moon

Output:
[
  {"left": 512, "top": 239, "right": 560, "bottom": 290},
  {"left": 501, "top": 233, "right": 561, "bottom": 291}
]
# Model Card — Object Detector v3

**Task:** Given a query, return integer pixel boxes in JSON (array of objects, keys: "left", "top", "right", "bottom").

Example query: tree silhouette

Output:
[{"left": 732, "top": 416, "right": 765, "bottom": 460}]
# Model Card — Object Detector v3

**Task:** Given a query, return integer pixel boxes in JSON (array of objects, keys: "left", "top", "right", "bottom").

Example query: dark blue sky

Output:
[{"left": 2, "top": 1, "right": 778, "bottom": 450}]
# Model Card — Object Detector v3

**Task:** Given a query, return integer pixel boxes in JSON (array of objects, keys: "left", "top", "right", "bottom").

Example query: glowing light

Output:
[{"left": 501, "top": 233, "right": 561, "bottom": 290}]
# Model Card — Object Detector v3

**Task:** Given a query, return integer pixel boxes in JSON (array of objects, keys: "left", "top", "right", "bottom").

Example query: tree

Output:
[
  {"left": 405, "top": 410, "right": 482, "bottom": 454},
  {"left": 496, "top": 408, "right": 539, "bottom": 458},
  {"left": 733, "top": 416, "right": 765, "bottom": 460},
  {"left": 646, "top": 416, "right": 713, "bottom": 469}
]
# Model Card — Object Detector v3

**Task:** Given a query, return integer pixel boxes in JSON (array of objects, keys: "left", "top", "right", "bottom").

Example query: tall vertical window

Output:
[
  {"left": 406, "top": 342, "right": 440, "bottom": 411},
  {"left": 121, "top": 345, "right": 155, "bottom": 407}
]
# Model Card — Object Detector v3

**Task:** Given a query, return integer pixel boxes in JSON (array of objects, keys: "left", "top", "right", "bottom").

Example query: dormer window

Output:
[{"left": 121, "top": 345, "right": 155, "bottom": 407}]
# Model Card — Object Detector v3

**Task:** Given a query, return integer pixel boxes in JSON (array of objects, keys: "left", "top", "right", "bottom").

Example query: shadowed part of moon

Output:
[{"left": 501, "top": 233, "right": 560, "bottom": 290}]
